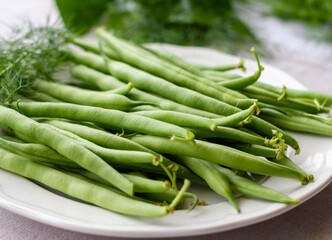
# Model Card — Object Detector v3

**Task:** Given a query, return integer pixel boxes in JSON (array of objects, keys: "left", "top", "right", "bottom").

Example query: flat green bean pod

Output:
[
  {"left": 33, "top": 79, "right": 150, "bottom": 111},
  {"left": 130, "top": 135, "right": 307, "bottom": 183},
  {"left": 0, "top": 147, "right": 170, "bottom": 217},
  {"left": 132, "top": 110, "right": 217, "bottom": 131},
  {"left": 16, "top": 101, "right": 196, "bottom": 143},
  {"left": 173, "top": 155, "right": 239, "bottom": 212},
  {"left": 0, "top": 136, "right": 77, "bottom": 167}
]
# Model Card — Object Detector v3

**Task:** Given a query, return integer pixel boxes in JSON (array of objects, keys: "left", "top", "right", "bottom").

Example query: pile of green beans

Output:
[{"left": 1, "top": 28, "right": 331, "bottom": 217}]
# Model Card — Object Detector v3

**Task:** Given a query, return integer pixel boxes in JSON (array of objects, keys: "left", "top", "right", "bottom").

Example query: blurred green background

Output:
[{"left": 55, "top": 0, "right": 332, "bottom": 54}]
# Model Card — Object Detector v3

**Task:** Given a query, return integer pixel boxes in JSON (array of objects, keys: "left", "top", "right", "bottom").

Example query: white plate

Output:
[{"left": 0, "top": 45, "right": 331, "bottom": 238}]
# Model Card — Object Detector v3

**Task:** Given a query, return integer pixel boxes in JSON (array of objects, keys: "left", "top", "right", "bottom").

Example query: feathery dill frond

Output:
[{"left": 0, "top": 19, "right": 70, "bottom": 106}]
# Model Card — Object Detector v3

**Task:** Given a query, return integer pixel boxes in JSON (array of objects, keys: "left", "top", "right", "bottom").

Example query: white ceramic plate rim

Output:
[{"left": 0, "top": 44, "right": 331, "bottom": 238}]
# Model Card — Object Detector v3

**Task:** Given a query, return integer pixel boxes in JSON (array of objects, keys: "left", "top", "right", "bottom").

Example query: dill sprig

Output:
[{"left": 0, "top": 20, "right": 70, "bottom": 106}]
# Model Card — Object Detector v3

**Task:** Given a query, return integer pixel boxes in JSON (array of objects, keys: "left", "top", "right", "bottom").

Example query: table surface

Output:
[{"left": 0, "top": 1, "right": 331, "bottom": 239}]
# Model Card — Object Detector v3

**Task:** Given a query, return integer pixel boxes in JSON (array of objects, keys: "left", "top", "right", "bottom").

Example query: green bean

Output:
[
  {"left": 20, "top": 89, "right": 62, "bottom": 103},
  {"left": 71, "top": 64, "right": 221, "bottom": 118},
  {"left": 254, "top": 82, "right": 332, "bottom": 106},
  {"left": 67, "top": 50, "right": 299, "bottom": 150},
  {"left": 108, "top": 82, "right": 133, "bottom": 95},
  {"left": 16, "top": 101, "right": 195, "bottom": 142},
  {"left": 33, "top": 79, "right": 149, "bottom": 111},
  {"left": 172, "top": 155, "right": 239, "bottom": 212},
  {"left": 41, "top": 119, "right": 203, "bottom": 183},
  {"left": 132, "top": 110, "right": 217, "bottom": 131},
  {"left": 214, "top": 48, "right": 262, "bottom": 90},
  {"left": 71, "top": 169, "right": 170, "bottom": 193},
  {"left": 57, "top": 169, "right": 157, "bottom": 204},
  {"left": 242, "top": 86, "right": 329, "bottom": 114},
  {"left": 230, "top": 144, "right": 311, "bottom": 182},
  {"left": 0, "top": 147, "right": 171, "bottom": 217},
  {"left": 260, "top": 109, "right": 332, "bottom": 137},
  {"left": 138, "top": 189, "right": 198, "bottom": 211},
  {"left": 130, "top": 135, "right": 307, "bottom": 183},
  {"left": 187, "top": 127, "right": 266, "bottom": 146},
  {"left": 202, "top": 70, "right": 240, "bottom": 80},
  {"left": 0, "top": 105, "right": 134, "bottom": 195},
  {"left": 195, "top": 58, "right": 246, "bottom": 72},
  {"left": 268, "top": 156, "right": 313, "bottom": 183},
  {"left": 230, "top": 143, "right": 279, "bottom": 158},
  {"left": 71, "top": 37, "right": 121, "bottom": 62},
  {"left": 213, "top": 101, "right": 258, "bottom": 127},
  {"left": 0, "top": 136, "right": 77, "bottom": 167},
  {"left": 43, "top": 123, "right": 163, "bottom": 166},
  {"left": 212, "top": 162, "right": 299, "bottom": 204},
  {"left": 218, "top": 71, "right": 261, "bottom": 90},
  {"left": 122, "top": 173, "right": 171, "bottom": 193},
  {"left": 144, "top": 47, "right": 204, "bottom": 77}
]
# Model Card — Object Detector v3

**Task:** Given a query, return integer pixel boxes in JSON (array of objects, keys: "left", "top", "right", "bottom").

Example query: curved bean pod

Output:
[
  {"left": 172, "top": 155, "right": 239, "bottom": 212},
  {"left": 130, "top": 135, "right": 307, "bottom": 183},
  {"left": 187, "top": 127, "right": 266, "bottom": 146},
  {"left": 0, "top": 136, "right": 77, "bottom": 167},
  {"left": 0, "top": 147, "right": 169, "bottom": 217},
  {"left": 33, "top": 79, "right": 149, "bottom": 111},
  {"left": 132, "top": 110, "right": 217, "bottom": 131},
  {"left": 16, "top": 102, "right": 195, "bottom": 142}
]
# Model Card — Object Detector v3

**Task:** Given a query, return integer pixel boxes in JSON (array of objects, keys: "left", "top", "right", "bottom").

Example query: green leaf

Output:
[{"left": 55, "top": 0, "right": 110, "bottom": 34}]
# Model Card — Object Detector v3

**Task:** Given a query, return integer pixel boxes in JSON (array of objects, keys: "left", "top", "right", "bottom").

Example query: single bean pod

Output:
[
  {"left": 212, "top": 162, "right": 299, "bottom": 204},
  {"left": 172, "top": 155, "right": 239, "bottom": 212},
  {"left": 187, "top": 127, "right": 266, "bottom": 146},
  {"left": 73, "top": 169, "right": 171, "bottom": 193},
  {"left": 202, "top": 70, "right": 240, "bottom": 81},
  {"left": 57, "top": 169, "right": 157, "bottom": 204},
  {"left": 230, "top": 143, "right": 280, "bottom": 158},
  {"left": 107, "top": 82, "right": 133, "bottom": 95},
  {"left": 260, "top": 108, "right": 332, "bottom": 137},
  {"left": 130, "top": 135, "right": 307, "bottom": 183},
  {"left": 145, "top": 47, "right": 205, "bottom": 76},
  {"left": 33, "top": 79, "right": 151, "bottom": 111},
  {"left": 242, "top": 87, "right": 329, "bottom": 114},
  {"left": 213, "top": 101, "right": 258, "bottom": 127},
  {"left": 0, "top": 106, "right": 134, "bottom": 195},
  {"left": 253, "top": 82, "right": 332, "bottom": 106},
  {"left": 230, "top": 144, "right": 311, "bottom": 182},
  {"left": 132, "top": 110, "right": 217, "bottom": 131},
  {"left": 195, "top": 58, "right": 245, "bottom": 72},
  {"left": 16, "top": 102, "right": 196, "bottom": 142},
  {"left": 0, "top": 147, "right": 170, "bottom": 217},
  {"left": 0, "top": 136, "right": 77, "bottom": 167},
  {"left": 216, "top": 48, "right": 263, "bottom": 90},
  {"left": 20, "top": 89, "right": 62, "bottom": 103},
  {"left": 269, "top": 156, "right": 313, "bottom": 183}
]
